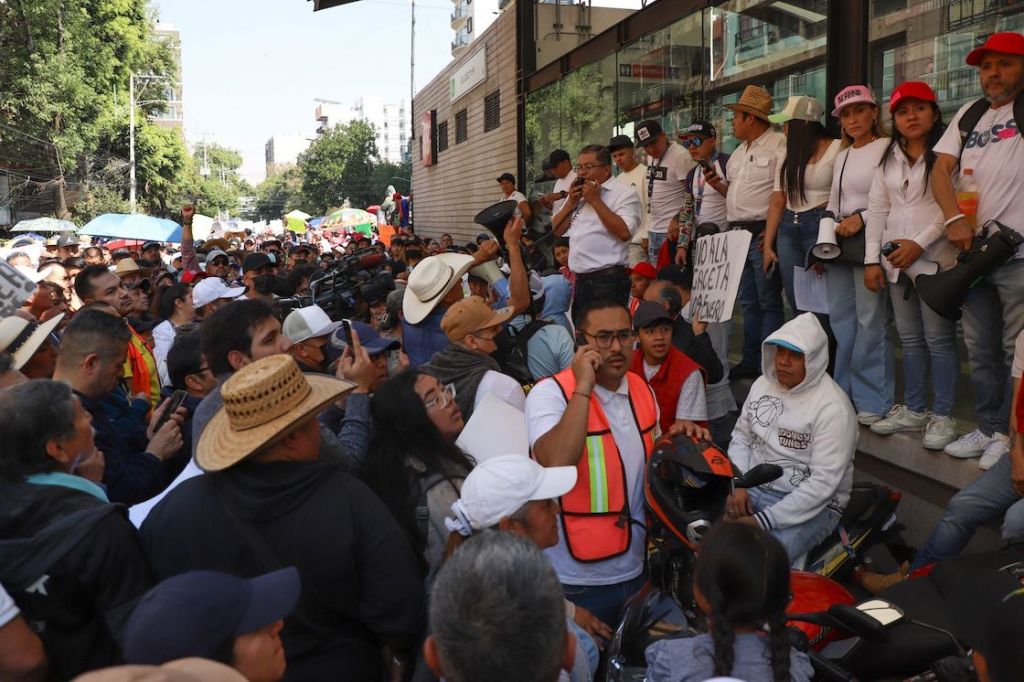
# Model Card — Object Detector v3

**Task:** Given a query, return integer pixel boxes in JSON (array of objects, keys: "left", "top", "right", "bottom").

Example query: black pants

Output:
[{"left": 572, "top": 267, "right": 630, "bottom": 323}]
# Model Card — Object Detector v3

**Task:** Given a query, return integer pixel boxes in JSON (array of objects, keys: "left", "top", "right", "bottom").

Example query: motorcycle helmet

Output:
[{"left": 645, "top": 434, "right": 739, "bottom": 548}]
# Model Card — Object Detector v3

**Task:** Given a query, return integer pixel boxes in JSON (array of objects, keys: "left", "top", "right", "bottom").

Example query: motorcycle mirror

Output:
[
  {"left": 734, "top": 463, "right": 784, "bottom": 489},
  {"left": 828, "top": 603, "right": 889, "bottom": 642},
  {"left": 855, "top": 599, "right": 905, "bottom": 627}
]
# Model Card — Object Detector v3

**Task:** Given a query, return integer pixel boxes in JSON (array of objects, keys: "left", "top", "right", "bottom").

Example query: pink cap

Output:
[{"left": 831, "top": 85, "right": 877, "bottom": 117}]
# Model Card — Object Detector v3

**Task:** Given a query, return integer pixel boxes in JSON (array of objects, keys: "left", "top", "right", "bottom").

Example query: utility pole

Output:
[
  {"left": 129, "top": 74, "right": 137, "bottom": 213},
  {"left": 410, "top": 0, "right": 415, "bottom": 124}
]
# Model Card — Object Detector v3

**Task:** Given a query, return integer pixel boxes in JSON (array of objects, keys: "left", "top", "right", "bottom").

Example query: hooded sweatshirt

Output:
[{"left": 728, "top": 313, "right": 856, "bottom": 531}]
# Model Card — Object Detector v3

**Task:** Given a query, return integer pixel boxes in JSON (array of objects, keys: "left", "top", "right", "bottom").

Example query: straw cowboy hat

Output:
[
  {"left": 0, "top": 313, "right": 64, "bottom": 370},
  {"left": 402, "top": 252, "right": 477, "bottom": 325},
  {"left": 114, "top": 258, "right": 156, "bottom": 277},
  {"left": 724, "top": 85, "right": 774, "bottom": 123},
  {"left": 196, "top": 354, "right": 355, "bottom": 472}
]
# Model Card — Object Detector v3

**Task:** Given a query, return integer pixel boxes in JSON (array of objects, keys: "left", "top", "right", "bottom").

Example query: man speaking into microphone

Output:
[{"left": 551, "top": 145, "right": 642, "bottom": 320}]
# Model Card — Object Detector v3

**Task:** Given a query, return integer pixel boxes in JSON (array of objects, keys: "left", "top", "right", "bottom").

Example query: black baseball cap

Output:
[
  {"left": 142, "top": 241, "right": 161, "bottom": 252},
  {"left": 679, "top": 121, "right": 717, "bottom": 139},
  {"left": 657, "top": 264, "right": 694, "bottom": 290},
  {"left": 633, "top": 301, "right": 675, "bottom": 330},
  {"left": 608, "top": 135, "right": 634, "bottom": 151},
  {"left": 56, "top": 235, "right": 80, "bottom": 248},
  {"left": 476, "top": 232, "right": 492, "bottom": 244},
  {"left": 289, "top": 243, "right": 314, "bottom": 255},
  {"left": 496, "top": 172, "right": 516, "bottom": 184},
  {"left": 123, "top": 567, "right": 300, "bottom": 665},
  {"left": 635, "top": 120, "right": 664, "bottom": 146},
  {"left": 548, "top": 149, "right": 571, "bottom": 166},
  {"left": 242, "top": 252, "right": 273, "bottom": 273}
]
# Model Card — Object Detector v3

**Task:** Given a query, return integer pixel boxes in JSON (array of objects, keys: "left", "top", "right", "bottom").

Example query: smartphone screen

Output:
[{"left": 342, "top": 319, "right": 353, "bottom": 346}]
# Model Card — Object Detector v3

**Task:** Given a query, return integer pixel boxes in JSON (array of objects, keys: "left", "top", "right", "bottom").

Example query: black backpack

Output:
[
  {"left": 492, "top": 318, "right": 553, "bottom": 386},
  {"left": 956, "top": 91, "right": 1024, "bottom": 162}
]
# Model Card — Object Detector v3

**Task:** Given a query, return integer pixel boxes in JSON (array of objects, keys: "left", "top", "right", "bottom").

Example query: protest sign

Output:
[
  {"left": 689, "top": 230, "right": 751, "bottom": 322},
  {"left": 0, "top": 260, "right": 38, "bottom": 317},
  {"left": 455, "top": 393, "right": 529, "bottom": 462}
]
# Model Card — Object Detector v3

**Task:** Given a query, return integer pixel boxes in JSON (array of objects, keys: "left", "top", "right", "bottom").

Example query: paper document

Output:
[
  {"left": 455, "top": 393, "right": 529, "bottom": 462},
  {"left": 794, "top": 266, "right": 829, "bottom": 314}
]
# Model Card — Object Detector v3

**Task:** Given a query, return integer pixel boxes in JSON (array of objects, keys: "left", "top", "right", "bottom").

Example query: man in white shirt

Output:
[
  {"left": 498, "top": 172, "right": 533, "bottom": 224},
  {"left": 541, "top": 149, "right": 577, "bottom": 217},
  {"left": 724, "top": 85, "right": 787, "bottom": 380},
  {"left": 931, "top": 32, "right": 1024, "bottom": 466},
  {"left": 552, "top": 145, "right": 642, "bottom": 318},
  {"left": 680, "top": 121, "right": 730, "bottom": 231},
  {"left": 609, "top": 134, "right": 649, "bottom": 267},
  {"left": 635, "top": 119, "right": 694, "bottom": 264}
]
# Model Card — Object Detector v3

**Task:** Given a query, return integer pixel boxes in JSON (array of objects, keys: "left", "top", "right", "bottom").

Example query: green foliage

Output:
[
  {"left": 252, "top": 167, "right": 304, "bottom": 221},
  {"left": 70, "top": 182, "right": 129, "bottom": 224},
  {"left": 299, "top": 120, "right": 380, "bottom": 213}
]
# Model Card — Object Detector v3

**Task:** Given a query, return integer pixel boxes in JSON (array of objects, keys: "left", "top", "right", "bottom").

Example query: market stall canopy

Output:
[
  {"left": 321, "top": 208, "right": 375, "bottom": 236},
  {"left": 79, "top": 213, "right": 182, "bottom": 243},
  {"left": 12, "top": 217, "right": 78, "bottom": 233}
]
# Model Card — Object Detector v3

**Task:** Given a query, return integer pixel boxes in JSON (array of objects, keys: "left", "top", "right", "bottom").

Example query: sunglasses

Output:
[{"left": 680, "top": 137, "right": 708, "bottom": 149}]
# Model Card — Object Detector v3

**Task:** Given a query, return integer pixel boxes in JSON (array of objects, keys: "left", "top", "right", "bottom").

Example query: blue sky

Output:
[{"left": 153, "top": 0, "right": 456, "bottom": 184}]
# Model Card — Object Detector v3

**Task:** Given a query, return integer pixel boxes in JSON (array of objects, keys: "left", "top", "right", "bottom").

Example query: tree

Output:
[
  {"left": 252, "top": 167, "right": 304, "bottom": 221},
  {"left": 190, "top": 143, "right": 248, "bottom": 217},
  {"left": 299, "top": 120, "right": 379, "bottom": 213}
]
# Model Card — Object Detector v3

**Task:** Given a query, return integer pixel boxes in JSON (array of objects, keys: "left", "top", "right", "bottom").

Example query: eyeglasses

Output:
[
  {"left": 424, "top": 383, "right": 457, "bottom": 410},
  {"left": 573, "top": 163, "right": 609, "bottom": 172},
  {"left": 579, "top": 329, "right": 637, "bottom": 349}
]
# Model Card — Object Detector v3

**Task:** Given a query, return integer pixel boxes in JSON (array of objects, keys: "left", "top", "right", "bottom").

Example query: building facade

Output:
[
  {"left": 264, "top": 134, "right": 312, "bottom": 177},
  {"left": 314, "top": 97, "right": 408, "bottom": 164},
  {"left": 451, "top": 0, "right": 502, "bottom": 57},
  {"left": 151, "top": 23, "right": 184, "bottom": 131}
]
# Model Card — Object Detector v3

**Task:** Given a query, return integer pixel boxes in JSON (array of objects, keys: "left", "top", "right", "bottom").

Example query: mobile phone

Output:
[
  {"left": 342, "top": 319, "right": 353, "bottom": 346},
  {"left": 153, "top": 390, "right": 187, "bottom": 434},
  {"left": 699, "top": 159, "right": 713, "bottom": 171},
  {"left": 575, "top": 332, "right": 588, "bottom": 348},
  {"left": 881, "top": 241, "right": 900, "bottom": 257},
  {"left": 574, "top": 177, "right": 586, "bottom": 188}
]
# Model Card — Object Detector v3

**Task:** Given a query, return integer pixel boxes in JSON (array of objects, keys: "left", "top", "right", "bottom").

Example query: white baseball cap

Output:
[
  {"left": 282, "top": 305, "right": 342, "bottom": 343},
  {"left": 192, "top": 277, "right": 245, "bottom": 309},
  {"left": 446, "top": 455, "right": 577, "bottom": 535}
]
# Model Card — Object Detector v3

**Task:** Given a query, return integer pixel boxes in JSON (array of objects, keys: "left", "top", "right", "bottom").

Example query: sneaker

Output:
[
  {"left": 922, "top": 416, "right": 957, "bottom": 450},
  {"left": 857, "top": 561, "right": 910, "bottom": 595},
  {"left": 857, "top": 411, "right": 884, "bottom": 426},
  {"left": 869, "top": 405, "right": 930, "bottom": 435},
  {"left": 978, "top": 433, "right": 1010, "bottom": 470},
  {"left": 944, "top": 428, "right": 995, "bottom": 459}
]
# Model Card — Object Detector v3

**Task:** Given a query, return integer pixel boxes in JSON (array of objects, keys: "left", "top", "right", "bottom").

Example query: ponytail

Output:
[
  {"left": 766, "top": 610, "right": 792, "bottom": 682},
  {"left": 710, "top": 609, "right": 737, "bottom": 677}
]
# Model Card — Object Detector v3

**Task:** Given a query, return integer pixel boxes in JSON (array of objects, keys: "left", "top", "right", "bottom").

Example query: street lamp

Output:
[{"left": 129, "top": 72, "right": 177, "bottom": 213}]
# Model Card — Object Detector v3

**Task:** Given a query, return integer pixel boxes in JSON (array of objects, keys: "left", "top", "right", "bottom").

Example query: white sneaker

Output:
[
  {"left": 857, "top": 411, "right": 884, "bottom": 426},
  {"left": 978, "top": 433, "right": 1010, "bottom": 470},
  {"left": 922, "top": 416, "right": 958, "bottom": 450},
  {"left": 869, "top": 405, "right": 930, "bottom": 435},
  {"left": 944, "top": 428, "right": 995, "bottom": 459}
]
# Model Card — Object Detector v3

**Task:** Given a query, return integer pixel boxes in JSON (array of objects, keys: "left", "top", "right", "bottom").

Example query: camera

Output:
[{"left": 277, "top": 247, "right": 392, "bottom": 322}]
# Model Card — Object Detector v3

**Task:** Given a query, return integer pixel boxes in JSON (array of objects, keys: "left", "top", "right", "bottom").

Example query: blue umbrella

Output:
[
  {"left": 12, "top": 217, "right": 78, "bottom": 233},
  {"left": 79, "top": 213, "right": 182, "bottom": 243},
  {"left": 308, "top": 216, "right": 325, "bottom": 229}
]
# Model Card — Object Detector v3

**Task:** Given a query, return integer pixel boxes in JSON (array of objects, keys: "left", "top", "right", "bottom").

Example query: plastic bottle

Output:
[{"left": 956, "top": 168, "right": 979, "bottom": 232}]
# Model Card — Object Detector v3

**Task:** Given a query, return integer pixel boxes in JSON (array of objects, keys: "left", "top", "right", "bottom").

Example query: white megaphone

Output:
[{"left": 811, "top": 211, "right": 840, "bottom": 260}]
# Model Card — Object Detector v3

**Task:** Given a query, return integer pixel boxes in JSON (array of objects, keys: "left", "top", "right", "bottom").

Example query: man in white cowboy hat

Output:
[
  {"left": 140, "top": 354, "right": 425, "bottom": 680},
  {"left": 724, "top": 84, "right": 787, "bottom": 381},
  {"left": 0, "top": 313, "right": 64, "bottom": 379}
]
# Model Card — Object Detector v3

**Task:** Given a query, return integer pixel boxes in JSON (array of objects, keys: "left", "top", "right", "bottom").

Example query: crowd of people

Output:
[{"left": 0, "top": 31, "right": 1021, "bottom": 682}]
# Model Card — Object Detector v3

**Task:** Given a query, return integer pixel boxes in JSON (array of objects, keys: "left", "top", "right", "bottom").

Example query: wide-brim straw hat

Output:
[
  {"left": 197, "top": 354, "right": 355, "bottom": 472},
  {"left": 0, "top": 313, "right": 64, "bottom": 370},
  {"left": 402, "top": 252, "right": 477, "bottom": 325},
  {"left": 724, "top": 85, "right": 774, "bottom": 123}
]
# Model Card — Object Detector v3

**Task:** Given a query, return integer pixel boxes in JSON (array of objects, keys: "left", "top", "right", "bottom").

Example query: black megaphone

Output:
[{"left": 474, "top": 200, "right": 519, "bottom": 248}]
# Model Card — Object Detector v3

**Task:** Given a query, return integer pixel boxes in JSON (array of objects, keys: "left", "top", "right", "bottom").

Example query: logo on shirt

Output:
[
  {"left": 777, "top": 427, "right": 812, "bottom": 451},
  {"left": 648, "top": 166, "right": 667, "bottom": 181},
  {"left": 965, "top": 118, "right": 1019, "bottom": 149},
  {"left": 749, "top": 395, "right": 783, "bottom": 427}
]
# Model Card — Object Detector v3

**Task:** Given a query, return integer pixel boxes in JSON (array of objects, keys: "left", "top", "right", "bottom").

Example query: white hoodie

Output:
[{"left": 728, "top": 313, "right": 856, "bottom": 531}]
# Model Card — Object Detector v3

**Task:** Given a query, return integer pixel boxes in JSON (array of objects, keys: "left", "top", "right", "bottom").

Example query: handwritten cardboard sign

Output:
[
  {"left": 0, "top": 260, "right": 38, "bottom": 317},
  {"left": 690, "top": 230, "right": 751, "bottom": 323}
]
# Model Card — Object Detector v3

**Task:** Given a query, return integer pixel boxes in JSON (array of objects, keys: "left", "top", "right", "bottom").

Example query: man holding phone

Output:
[{"left": 680, "top": 121, "right": 730, "bottom": 235}]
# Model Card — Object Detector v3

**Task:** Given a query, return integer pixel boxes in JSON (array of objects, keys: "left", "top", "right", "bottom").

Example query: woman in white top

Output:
[
  {"left": 764, "top": 96, "right": 843, "bottom": 312},
  {"left": 824, "top": 86, "right": 894, "bottom": 425},
  {"left": 151, "top": 282, "right": 197, "bottom": 386},
  {"left": 864, "top": 81, "right": 959, "bottom": 450}
]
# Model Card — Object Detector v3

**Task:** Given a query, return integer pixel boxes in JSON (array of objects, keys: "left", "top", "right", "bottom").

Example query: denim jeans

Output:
[
  {"left": 736, "top": 231, "right": 785, "bottom": 370},
  {"left": 568, "top": 618, "right": 599, "bottom": 679},
  {"left": 748, "top": 486, "right": 841, "bottom": 567},
  {"left": 826, "top": 262, "right": 895, "bottom": 415},
  {"left": 962, "top": 258, "right": 1024, "bottom": 436},
  {"left": 889, "top": 276, "right": 959, "bottom": 416},
  {"left": 776, "top": 208, "right": 825, "bottom": 312},
  {"left": 912, "top": 452, "right": 1024, "bottom": 569},
  {"left": 648, "top": 231, "right": 668, "bottom": 265},
  {"left": 571, "top": 268, "right": 630, "bottom": 322},
  {"left": 562, "top": 572, "right": 647, "bottom": 628}
]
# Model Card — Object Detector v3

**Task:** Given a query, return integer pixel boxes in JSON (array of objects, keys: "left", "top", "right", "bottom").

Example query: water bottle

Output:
[{"left": 956, "top": 168, "right": 979, "bottom": 232}]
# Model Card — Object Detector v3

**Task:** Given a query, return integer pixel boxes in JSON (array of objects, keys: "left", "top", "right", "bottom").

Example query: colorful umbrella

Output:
[
  {"left": 79, "top": 213, "right": 182, "bottom": 243},
  {"left": 12, "top": 217, "right": 78, "bottom": 233},
  {"left": 321, "top": 208, "right": 375, "bottom": 237}
]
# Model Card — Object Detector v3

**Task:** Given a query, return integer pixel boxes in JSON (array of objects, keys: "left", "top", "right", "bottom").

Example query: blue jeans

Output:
[
  {"left": 890, "top": 276, "right": 958, "bottom": 416},
  {"left": 568, "top": 619, "right": 599, "bottom": 678},
  {"left": 562, "top": 573, "right": 647, "bottom": 628},
  {"left": 748, "top": 486, "right": 841, "bottom": 567},
  {"left": 736, "top": 231, "right": 785, "bottom": 370},
  {"left": 826, "top": 262, "right": 895, "bottom": 415},
  {"left": 648, "top": 231, "right": 668, "bottom": 265},
  {"left": 777, "top": 208, "right": 825, "bottom": 312},
  {"left": 912, "top": 452, "right": 1024, "bottom": 569},
  {"left": 962, "top": 258, "right": 1024, "bottom": 436}
]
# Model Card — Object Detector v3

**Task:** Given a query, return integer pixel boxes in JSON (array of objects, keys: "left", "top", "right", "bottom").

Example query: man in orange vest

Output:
[{"left": 528, "top": 298, "right": 700, "bottom": 630}]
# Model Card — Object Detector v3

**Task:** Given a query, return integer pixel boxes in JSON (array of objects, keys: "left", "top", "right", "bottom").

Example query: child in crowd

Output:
[{"left": 645, "top": 523, "right": 813, "bottom": 682}]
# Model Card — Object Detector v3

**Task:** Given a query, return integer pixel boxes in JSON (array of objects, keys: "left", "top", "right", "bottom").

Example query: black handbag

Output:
[{"left": 834, "top": 148, "right": 867, "bottom": 266}]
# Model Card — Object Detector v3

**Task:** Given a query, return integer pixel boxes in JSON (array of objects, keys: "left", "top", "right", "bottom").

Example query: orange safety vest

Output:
[
  {"left": 548, "top": 368, "right": 658, "bottom": 563},
  {"left": 124, "top": 325, "right": 160, "bottom": 409}
]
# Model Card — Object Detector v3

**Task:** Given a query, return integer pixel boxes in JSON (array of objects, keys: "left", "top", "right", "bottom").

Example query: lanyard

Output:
[
  {"left": 646, "top": 145, "right": 669, "bottom": 214},
  {"left": 693, "top": 151, "right": 719, "bottom": 218}
]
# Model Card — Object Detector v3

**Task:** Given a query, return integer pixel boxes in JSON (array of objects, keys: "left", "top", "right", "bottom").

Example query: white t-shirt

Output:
[
  {"left": 0, "top": 583, "right": 18, "bottom": 628},
  {"left": 775, "top": 139, "right": 842, "bottom": 212},
  {"left": 151, "top": 319, "right": 177, "bottom": 387},
  {"left": 691, "top": 156, "right": 729, "bottom": 228},
  {"left": 826, "top": 138, "right": 889, "bottom": 219},
  {"left": 617, "top": 163, "right": 650, "bottom": 243},
  {"left": 504, "top": 190, "right": 529, "bottom": 218},
  {"left": 934, "top": 99, "right": 1024, "bottom": 258},
  {"left": 1013, "top": 329, "right": 1024, "bottom": 379},
  {"left": 553, "top": 171, "right": 578, "bottom": 217},
  {"left": 643, "top": 362, "right": 708, "bottom": 421},
  {"left": 526, "top": 376, "right": 659, "bottom": 586},
  {"left": 646, "top": 142, "right": 695, "bottom": 234}
]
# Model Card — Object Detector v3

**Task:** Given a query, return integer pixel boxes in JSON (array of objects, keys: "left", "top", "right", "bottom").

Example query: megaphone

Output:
[
  {"left": 811, "top": 212, "right": 840, "bottom": 261},
  {"left": 916, "top": 221, "right": 1024, "bottom": 320},
  {"left": 474, "top": 200, "right": 519, "bottom": 248}
]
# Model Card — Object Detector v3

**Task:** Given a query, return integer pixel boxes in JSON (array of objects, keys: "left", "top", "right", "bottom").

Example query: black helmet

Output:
[{"left": 645, "top": 434, "right": 739, "bottom": 548}]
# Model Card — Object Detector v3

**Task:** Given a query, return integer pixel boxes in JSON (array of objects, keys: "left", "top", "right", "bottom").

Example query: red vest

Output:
[
  {"left": 548, "top": 368, "right": 658, "bottom": 563},
  {"left": 630, "top": 346, "right": 706, "bottom": 434}
]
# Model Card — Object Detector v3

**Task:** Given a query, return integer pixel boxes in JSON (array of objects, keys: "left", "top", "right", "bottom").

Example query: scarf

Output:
[{"left": 422, "top": 344, "right": 501, "bottom": 422}]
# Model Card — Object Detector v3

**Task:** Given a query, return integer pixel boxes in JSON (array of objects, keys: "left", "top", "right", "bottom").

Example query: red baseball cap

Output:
[
  {"left": 888, "top": 81, "right": 936, "bottom": 113},
  {"left": 966, "top": 32, "right": 1024, "bottom": 66},
  {"left": 181, "top": 269, "right": 210, "bottom": 284},
  {"left": 629, "top": 262, "right": 656, "bottom": 279}
]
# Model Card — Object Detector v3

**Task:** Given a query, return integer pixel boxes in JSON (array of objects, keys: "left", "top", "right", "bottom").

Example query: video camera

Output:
[{"left": 277, "top": 247, "right": 394, "bottom": 322}]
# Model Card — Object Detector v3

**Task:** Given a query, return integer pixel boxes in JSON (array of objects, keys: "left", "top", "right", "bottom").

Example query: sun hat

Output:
[
  {"left": 769, "top": 95, "right": 825, "bottom": 123},
  {"left": 72, "top": 658, "right": 247, "bottom": 682},
  {"left": 192, "top": 277, "right": 245, "bottom": 309},
  {"left": 445, "top": 455, "right": 578, "bottom": 536},
  {"left": 831, "top": 85, "right": 878, "bottom": 117},
  {"left": 282, "top": 304, "right": 342, "bottom": 343},
  {"left": 0, "top": 314, "right": 64, "bottom": 369},
  {"left": 196, "top": 354, "right": 355, "bottom": 472},
  {"left": 401, "top": 252, "right": 477, "bottom": 325},
  {"left": 888, "top": 81, "right": 936, "bottom": 113},
  {"left": 966, "top": 31, "right": 1024, "bottom": 65},
  {"left": 441, "top": 295, "right": 515, "bottom": 342},
  {"left": 202, "top": 238, "right": 231, "bottom": 252},
  {"left": 114, "top": 259, "right": 155, "bottom": 277},
  {"left": 724, "top": 85, "right": 774, "bottom": 122},
  {"left": 122, "top": 567, "right": 300, "bottom": 665},
  {"left": 14, "top": 265, "right": 52, "bottom": 284}
]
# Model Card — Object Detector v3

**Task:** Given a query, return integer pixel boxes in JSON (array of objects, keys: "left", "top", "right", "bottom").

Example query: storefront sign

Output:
[
  {"left": 618, "top": 63, "right": 681, "bottom": 80},
  {"left": 449, "top": 47, "right": 487, "bottom": 102},
  {"left": 690, "top": 230, "right": 752, "bottom": 323}
]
